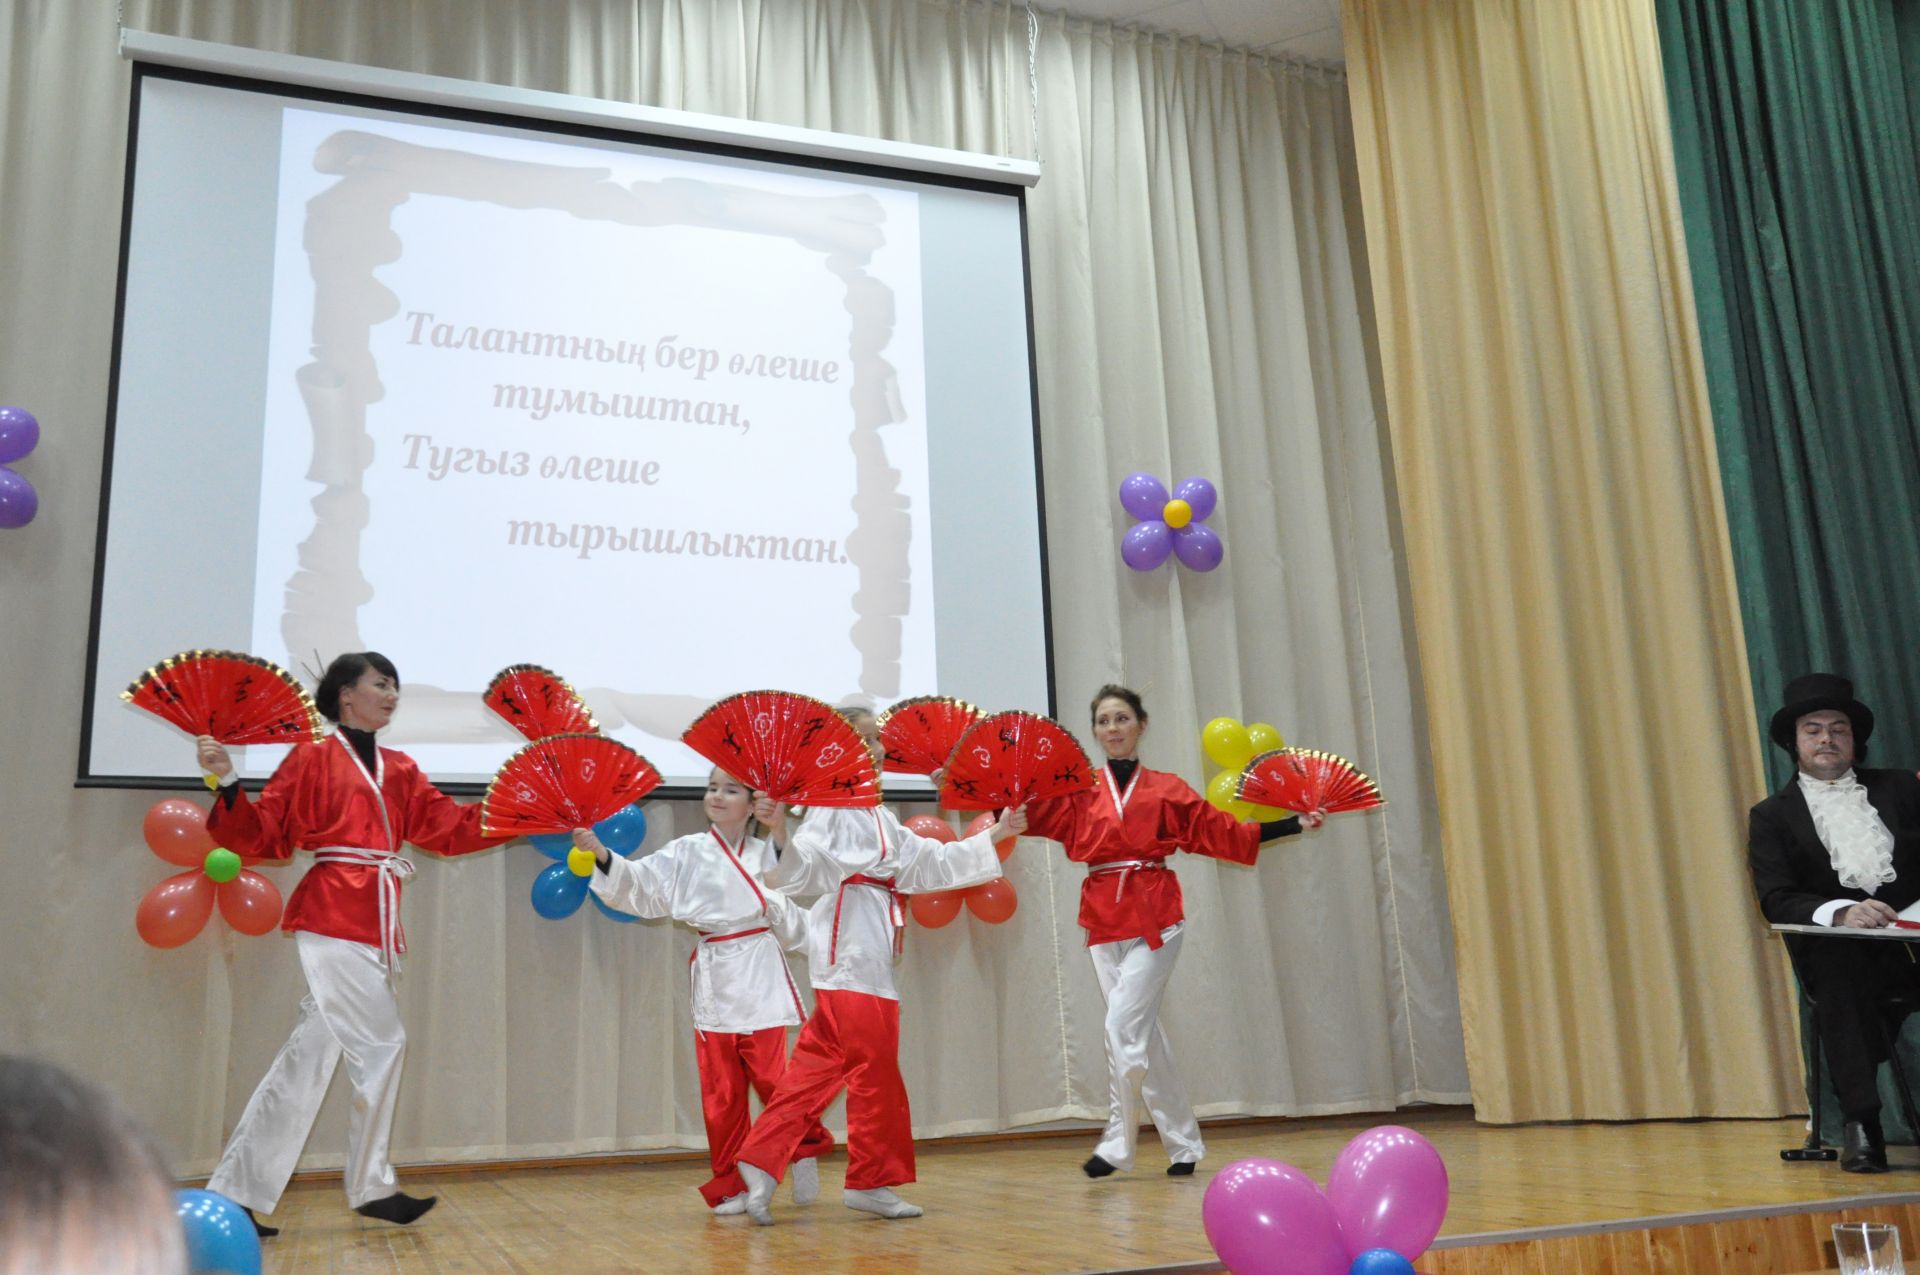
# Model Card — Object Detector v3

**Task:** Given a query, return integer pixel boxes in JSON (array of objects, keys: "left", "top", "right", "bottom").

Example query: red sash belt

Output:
[{"left": 831, "top": 874, "right": 904, "bottom": 965}]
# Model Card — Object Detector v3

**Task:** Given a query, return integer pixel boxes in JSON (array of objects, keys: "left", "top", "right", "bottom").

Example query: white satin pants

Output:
[
  {"left": 207, "top": 931, "right": 405, "bottom": 1212},
  {"left": 1088, "top": 922, "right": 1203, "bottom": 1170}
]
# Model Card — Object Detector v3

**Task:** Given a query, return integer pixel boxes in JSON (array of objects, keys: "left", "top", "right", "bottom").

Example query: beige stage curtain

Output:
[
  {"left": 1342, "top": 0, "right": 1801, "bottom": 1121},
  {"left": 0, "top": 0, "right": 1466, "bottom": 1175}
]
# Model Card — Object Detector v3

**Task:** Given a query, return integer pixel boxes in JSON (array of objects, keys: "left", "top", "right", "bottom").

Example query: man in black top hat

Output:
[{"left": 1749, "top": 673, "right": 1920, "bottom": 1173}]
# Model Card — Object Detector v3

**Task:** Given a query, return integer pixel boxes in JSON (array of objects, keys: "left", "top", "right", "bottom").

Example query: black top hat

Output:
[{"left": 1769, "top": 673, "right": 1874, "bottom": 752}]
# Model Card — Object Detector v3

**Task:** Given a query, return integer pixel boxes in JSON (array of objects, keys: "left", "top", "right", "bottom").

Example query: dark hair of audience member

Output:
[{"left": 0, "top": 1054, "right": 187, "bottom": 1275}]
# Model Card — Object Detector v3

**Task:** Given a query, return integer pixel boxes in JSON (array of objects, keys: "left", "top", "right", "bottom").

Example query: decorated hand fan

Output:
[
  {"left": 482, "top": 733, "right": 662, "bottom": 837},
  {"left": 937, "top": 711, "right": 1096, "bottom": 810},
  {"left": 878, "top": 695, "right": 982, "bottom": 775},
  {"left": 122, "top": 650, "right": 323, "bottom": 746},
  {"left": 1235, "top": 748, "right": 1385, "bottom": 818},
  {"left": 484, "top": 664, "right": 599, "bottom": 740},
  {"left": 682, "top": 690, "right": 880, "bottom": 807}
]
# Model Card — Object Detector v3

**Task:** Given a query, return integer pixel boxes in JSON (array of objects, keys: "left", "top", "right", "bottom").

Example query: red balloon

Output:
[
  {"left": 965, "top": 877, "right": 1018, "bottom": 924},
  {"left": 903, "top": 814, "right": 957, "bottom": 843},
  {"left": 216, "top": 870, "right": 284, "bottom": 937},
  {"left": 143, "top": 799, "right": 216, "bottom": 867},
  {"left": 908, "top": 890, "right": 965, "bottom": 928},
  {"left": 965, "top": 812, "right": 1018, "bottom": 862},
  {"left": 135, "top": 871, "right": 214, "bottom": 948}
]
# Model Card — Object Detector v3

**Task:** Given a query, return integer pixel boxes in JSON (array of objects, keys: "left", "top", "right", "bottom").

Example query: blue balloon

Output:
[
  {"left": 530, "top": 861, "right": 589, "bottom": 919},
  {"left": 175, "top": 1189, "right": 261, "bottom": 1275},
  {"left": 591, "top": 892, "right": 641, "bottom": 924},
  {"left": 1349, "top": 1248, "right": 1417, "bottom": 1275},
  {"left": 595, "top": 804, "right": 648, "bottom": 855},
  {"left": 528, "top": 832, "right": 573, "bottom": 860}
]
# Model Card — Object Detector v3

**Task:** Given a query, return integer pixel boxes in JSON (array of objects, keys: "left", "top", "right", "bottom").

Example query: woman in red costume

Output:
[
  {"left": 1025, "top": 685, "right": 1321, "bottom": 1178},
  {"left": 195, "top": 652, "right": 512, "bottom": 1235}
]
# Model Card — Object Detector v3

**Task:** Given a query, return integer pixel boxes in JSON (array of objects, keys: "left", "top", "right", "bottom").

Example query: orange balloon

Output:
[
  {"left": 142, "top": 799, "right": 216, "bottom": 867},
  {"left": 908, "top": 890, "right": 965, "bottom": 928},
  {"left": 965, "top": 812, "right": 1018, "bottom": 862},
  {"left": 135, "top": 871, "right": 214, "bottom": 948},
  {"left": 216, "top": 870, "right": 284, "bottom": 937},
  {"left": 903, "top": 814, "right": 957, "bottom": 843},
  {"left": 965, "top": 877, "right": 1019, "bottom": 924}
]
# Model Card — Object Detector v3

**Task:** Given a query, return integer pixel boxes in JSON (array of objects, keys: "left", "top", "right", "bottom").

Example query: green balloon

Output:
[{"left": 203, "top": 847, "right": 243, "bottom": 884}]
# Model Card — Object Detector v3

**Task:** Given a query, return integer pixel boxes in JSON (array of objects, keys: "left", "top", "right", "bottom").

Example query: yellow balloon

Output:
[
  {"left": 1163, "top": 498, "right": 1193, "bottom": 529},
  {"left": 567, "top": 846, "right": 596, "bottom": 877},
  {"left": 1247, "top": 722, "right": 1284, "bottom": 755},
  {"left": 1201, "top": 717, "right": 1253, "bottom": 770},
  {"left": 1248, "top": 803, "right": 1292, "bottom": 820},
  {"left": 1206, "top": 769, "right": 1240, "bottom": 812}
]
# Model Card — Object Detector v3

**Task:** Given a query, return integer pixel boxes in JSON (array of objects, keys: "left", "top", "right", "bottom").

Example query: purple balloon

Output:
[
  {"left": 1327, "top": 1126, "right": 1449, "bottom": 1261},
  {"left": 1172, "top": 522, "right": 1223, "bottom": 571},
  {"left": 1173, "top": 476, "right": 1218, "bottom": 521},
  {"left": 0, "top": 467, "right": 36, "bottom": 529},
  {"left": 0, "top": 407, "right": 36, "bottom": 466},
  {"left": 1118, "top": 471, "right": 1171, "bottom": 521},
  {"left": 1201, "top": 1158, "right": 1350, "bottom": 1275},
  {"left": 1121, "top": 520, "right": 1173, "bottom": 571}
]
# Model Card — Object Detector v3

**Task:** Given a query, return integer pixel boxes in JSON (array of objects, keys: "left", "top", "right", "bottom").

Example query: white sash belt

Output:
[
  {"left": 1088, "top": 858, "right": 1165, "bottom": 902},
  {"left": 312, "top": 846, "right": 415, "bottom": 983}
]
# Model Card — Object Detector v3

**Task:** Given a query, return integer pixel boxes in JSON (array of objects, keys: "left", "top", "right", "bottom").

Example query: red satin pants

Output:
[
  {"left": 695, "top": 1025, "right": 834, "bottom": 1207},
  {"left": 733, "top": 989, "right": 914, "bottom": 1191}
]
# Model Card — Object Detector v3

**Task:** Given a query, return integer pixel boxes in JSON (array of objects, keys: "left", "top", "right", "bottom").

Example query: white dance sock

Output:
[
  {"left": 712, "top": 1193, "right": 748, "bottom": 1216},
  {"left": 740, "top": 1163, "right": 777, "bottom": 1227},
  {"left": 790, "top": 1157, "right": 820, "bottom": 1205},
  {"left": 844, "top": 1187, "right": 922, "bottom": 1219}
]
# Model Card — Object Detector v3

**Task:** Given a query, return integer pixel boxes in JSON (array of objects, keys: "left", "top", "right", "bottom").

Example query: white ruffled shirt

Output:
[{"left": 1801, "top": 770, "right": 1899, "bottom": 925}]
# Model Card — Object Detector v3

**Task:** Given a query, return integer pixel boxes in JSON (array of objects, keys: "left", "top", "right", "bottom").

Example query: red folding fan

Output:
[
  {"left": 122, "top": 650, "right": 324, "bottom": 746},
  {"left": 1235, "top": 748, "right": 1385, "bottom": 818},
  {"left": 484, "top": 664, "right": 599, "bottom": 740},
  {"left": 937, "top": 711, "right": 1096, "bottom": 810},
  {"left": 682, "top": 690, "right": 880, "bottom": 807},
  {"left": 878, "top": 695, "right": 982, "bottom": 775},
  {"left": 482, "top": 733, "right": 662, "bottom": 837}
]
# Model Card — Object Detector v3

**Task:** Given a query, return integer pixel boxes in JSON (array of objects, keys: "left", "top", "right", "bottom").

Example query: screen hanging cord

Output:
[{"left": 1025, "top": 0, "right": 1041, "bottom": 166}]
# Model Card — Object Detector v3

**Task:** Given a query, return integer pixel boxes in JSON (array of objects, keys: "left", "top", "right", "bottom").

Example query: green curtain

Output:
[{"left": 1658, "top": 0, "right": 1920, "bottom": 790}]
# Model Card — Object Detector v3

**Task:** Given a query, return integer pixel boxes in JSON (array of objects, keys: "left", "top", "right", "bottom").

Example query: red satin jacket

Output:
[
  {"left": 208, "top": 733, "right": 505, "bottom": 950},
  {"left": 1026, "top": 765, "right": 1260, "bottom": 948}
]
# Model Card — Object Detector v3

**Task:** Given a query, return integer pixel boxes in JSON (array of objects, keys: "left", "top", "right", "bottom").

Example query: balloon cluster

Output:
[
  {"left": 136, "top": 800, "right": 283, "bottom": 948},
  {"left": 0, "top": 406, "right": 38, "bottom": 529},
  {"left": 1202, "top": 1126, "right": 1449, "bottom": 1275},
  {"left": 902, "top": 814, "right": 1019, "bottom": 927},
  {"left": 527, "top": 804, "right": 648, "bottom": 922},
  {"left": 1201, "top": 716, "right": 1289, "bottom": 819},
  {"left": 1119, "top": 473, "right": 1223, "bottom": 572},
  {"left": 175, "top": 1188, "right": 261, "bottom": 1275}
]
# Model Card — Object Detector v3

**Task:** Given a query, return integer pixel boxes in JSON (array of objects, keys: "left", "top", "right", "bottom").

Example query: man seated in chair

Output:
[{"left": 1749, "top": 674, "right": 1920, "bottom": 1173}]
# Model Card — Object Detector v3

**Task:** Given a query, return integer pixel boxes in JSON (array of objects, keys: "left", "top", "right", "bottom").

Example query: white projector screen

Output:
[{"left": 82, "top": 66, "right": 1053, "bottom": 792}]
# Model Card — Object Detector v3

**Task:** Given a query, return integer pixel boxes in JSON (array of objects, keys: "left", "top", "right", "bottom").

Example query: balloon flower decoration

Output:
[
  {"left": 1119, "top": 472, "right": 1222, "bottom": 572},
  {"left": 136, "top": 799, "right": 283, "bottom": 948},
  {"left": 1200, "top": 716, "right": 1291, "bottom": 820},
  {"left": 527, "top": 803, "right": 650, "bottom": 922},
  {"left": 175, "top": 1188, "right": 262, "bottom": 1275},
  {"left": 0, "top": 406, "right": 39, "bottom": 530},
  {"left": 1202, "top": 1125, "right": 1449, "bottom": 1275},
  {"left": 901, "top": 813, "right": 1020, "bottom": 928}
]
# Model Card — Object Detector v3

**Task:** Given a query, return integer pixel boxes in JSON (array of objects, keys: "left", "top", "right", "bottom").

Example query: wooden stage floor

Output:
[{"left": 248, "top": 1109, "right": 1915, "bottom": 1273}]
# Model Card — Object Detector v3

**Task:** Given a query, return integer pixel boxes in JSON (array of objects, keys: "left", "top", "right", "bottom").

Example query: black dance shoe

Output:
[
  {"left": 243, "top": 1207, "right": 278, "bottom": 1238},
  {"left": 1167, "top": 1162, "right": 1196, "bottom": 1177},
  {"left": 1082, "top": 1154, "right": 1118, "bottom": 1178},
  {"left": 1841, "top": 1120, "right": 1889, "bottom": 1173},
  {"left": 355, "top": 1192, "right": 438, "bottom": 1224}
]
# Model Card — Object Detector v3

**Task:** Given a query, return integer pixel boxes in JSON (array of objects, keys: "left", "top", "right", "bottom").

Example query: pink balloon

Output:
[
  {"left": 1326, "top": 1126, "right": 1449, "bottom": 1260},
  {"left": 1202, "top": 1158, "right": 1349, "bottom": 1275}
]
